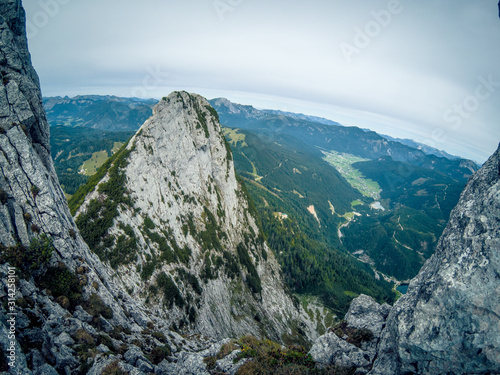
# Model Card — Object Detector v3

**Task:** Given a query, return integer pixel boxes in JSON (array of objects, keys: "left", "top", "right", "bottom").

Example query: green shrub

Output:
[
  {"left": 156, "top": 272, "right": 184, "bottom": 308},
  {"left": 144, "top": 216, "right": 155, "bottom": 229},
  {"left": 141, "top": 261, "right": 156, "bottom": 281},
  {"left": 74, "top": 329, "right": 95, "bottom": 346},
  {"left": 98, "top": 334, "right": 114, "bottom": 350},
  {"left": 101, "top": 360, "right": 128, "bottom": 375},
  {"left": 194, "top": 101, "right": 210, "bottom": 138},
  {"left": 142, "top": 226, "right": 178, "bottom": 264},
  {"left": 31, "top": 185, "right": 40, "bottom": 198},
  {"left": 83, "top": 294, "right": 113, "bottom": 319},
  {"left": 205, "top": 105, "right": 220, "bottom": 123},
  {"left": 188, "top": 306, "right": 196, "bottom": 323},
  {"left": 152, "top": 331, "right": 166, "bottom": 343},
  {"left": 237, "top": 243, "right": 262, "bottom": 294},
  {"left": 150, "top": 345, "right": 171, "bottom": 365},
  {"left": 199, "top": 207, "right": 222, "bottom": 251},
  {"left": 0, "top": 188, "right": 8, "bottom": 205},
  {"left": 0, "top": 235, "right": 54, "bottom": 277},
  {"left": 41, "top": 265, "right": 82, "bottom": 309},
  {"left": 232, "top": 336, "right": 354, "bottom": 375},
  {"left": 73, "top": 144, "right": 136, "bottom": 267},
  {"left": 217, "top": 341, "right": 239, "bottom": 359},
  {"left": 200, "top": 253, "right": 215, "bottom": 282},
  {"left": 223, "top": 251, "right": 239, "bottom": 279},
  {"left": 203, "top": 356, "right": 216, "bottom": 369},
  {"left": 177, "top": 268, "right": 202, "bottom": 294},
  {"left": 109, "top": 231, "right": 138, "bottom": 269}
]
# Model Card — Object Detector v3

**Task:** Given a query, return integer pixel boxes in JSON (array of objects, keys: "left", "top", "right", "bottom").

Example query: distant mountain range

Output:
[
  {"left": 379, "top": 134, "right": 464, "bottom": 162},
  {"left": 210, "top": 98, "right": 478, "bottom": 283},
  {"left": 43, "top": 95, "right": 156, "bottom": 131},
  {"left": 43, "top": 95, "right": 479, "bottom": 169},
  {"left": 209, "top": 98, "right": 478, "bottom": 181}
]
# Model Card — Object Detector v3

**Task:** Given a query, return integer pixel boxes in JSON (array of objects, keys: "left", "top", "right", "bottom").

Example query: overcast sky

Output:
[{"left": 24, "top": 0, "right": 500, "bottom": 163}]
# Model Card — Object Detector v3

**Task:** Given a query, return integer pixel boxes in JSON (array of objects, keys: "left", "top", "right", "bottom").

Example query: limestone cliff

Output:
[
  {"left": 0, "top": 1, "right": 161, "bottom": 373},
  {"left": 72, "top": 91, "right": 312, "bottom": 342}
]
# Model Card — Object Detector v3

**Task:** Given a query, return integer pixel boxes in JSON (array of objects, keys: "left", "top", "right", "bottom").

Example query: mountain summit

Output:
[{"left": 71, "top": 91, "right": 312, "bottom": 341}]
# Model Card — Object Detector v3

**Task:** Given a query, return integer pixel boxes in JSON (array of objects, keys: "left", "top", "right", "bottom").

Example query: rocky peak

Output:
[
  {"left": 72, "top": 90, "right": 314, "bottom": 342},
  {"left": 0, "top": 3, "right": 312, "bottom": 372}
]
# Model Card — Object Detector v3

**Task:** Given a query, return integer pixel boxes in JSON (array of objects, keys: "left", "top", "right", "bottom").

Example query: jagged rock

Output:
[
  {"left": 309, "top": 332, "right": 371, "bottom": 370},
  {"left": 308, "top": 294, "right": 389, "bottom": 372},
  {"left": 0, "top": 2, "right": 235, "bottom": 374},
  {"left": 29, "top": 349, "right": 45, "bottom": 369},
  {"left": 73, "top": 305, "right": 93, "bottom": 323},
  {"left": 310, "top": 145, "right": 500, "bottom": 374},
  {"left": 33, "top": 364, "right": 58, "bottom": 375},
  {"left": 96, "top": 344, "right": 110, "bottom": 353},
  {"left": 370, "top": 144, "right": 500, "bottom": 375},
  {"left": 136, "top": 358, "right": 155, "bottom": 373},
  {"left": 87, "top": 355, "right": 120, "bottom": 375},
  {"left": 216, "top": 350, "right": 248, "bottom": 374},
  {"left": 50, "top": 344, "right": 79, "bottom": 369},
  {"left": 124, "top": 345, "right": 149, "bottom": 367},
  {"left": 156, "top": 350, "right": 210, "bottom": 375},
  {"left": 0, "top": 320, "right": 29, "bottom": 372},
  {"left": 345, "top": 294, "right": 390, "bottom": 338},
  {"left": 53, "top": 332, "right": 74, "bottom": 347}
]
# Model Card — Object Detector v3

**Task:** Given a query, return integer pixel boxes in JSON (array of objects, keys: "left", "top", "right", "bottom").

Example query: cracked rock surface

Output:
[{"left": 73, "top": 90, "right": 315, "bottom": 342}]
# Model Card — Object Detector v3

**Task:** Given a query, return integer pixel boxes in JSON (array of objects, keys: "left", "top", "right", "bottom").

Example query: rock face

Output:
[
  {"left": 309, "top": 294, "right": 390, "bottom": 374},
  {"left": 310, "top": 144, "right": 500, "bottom": 374},
  {"left": 72, "top": 90, "right": 312, "bottom": 342},
  {"left": 370, "top": 143, "right": 500, "bottom": 375},
  {"left": 0, "top": 1, "right": 154, "bottom": 373}
]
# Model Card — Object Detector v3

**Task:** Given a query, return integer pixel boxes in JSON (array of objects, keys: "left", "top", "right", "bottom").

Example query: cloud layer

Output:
[{"left": 25, "top": 0, "right": 500, "bottom": 162}]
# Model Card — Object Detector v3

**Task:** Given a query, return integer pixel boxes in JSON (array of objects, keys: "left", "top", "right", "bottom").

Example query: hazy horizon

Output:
[{"left": 25, "top": 0, "right": 500, "bottom": 163}]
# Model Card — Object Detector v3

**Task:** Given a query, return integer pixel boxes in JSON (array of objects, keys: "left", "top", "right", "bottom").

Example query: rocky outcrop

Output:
[
  {"left": 310, "top": 144, "right": 500, "bottom": 374},
  {"left": 309, "top": 294, "right": 390, "bottom": 374},
  {"left": 72, "top": 90, "right": 313, "bottom": 342},
  {"left": 370, "top": 143, "right": 500, "bottom": 374}
]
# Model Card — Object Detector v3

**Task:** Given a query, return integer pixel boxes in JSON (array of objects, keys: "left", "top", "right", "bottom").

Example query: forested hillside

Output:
[
  {"left": 225, "top": 128, "right": 396, "bottom": 314},
  {"left": 50, "top": 126, "right": 134, "bottom": 195}
]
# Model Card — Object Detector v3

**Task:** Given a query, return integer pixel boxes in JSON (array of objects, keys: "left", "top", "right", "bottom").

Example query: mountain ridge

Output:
[
  {"left": 0, "top": 4, "right": 311, "bottom": 373},
  {"left": 43, "top": 95, "right": 156, "bottom": 131},
  {"left": 209, "top": 98, "right": 478, "bottom": 181}
]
